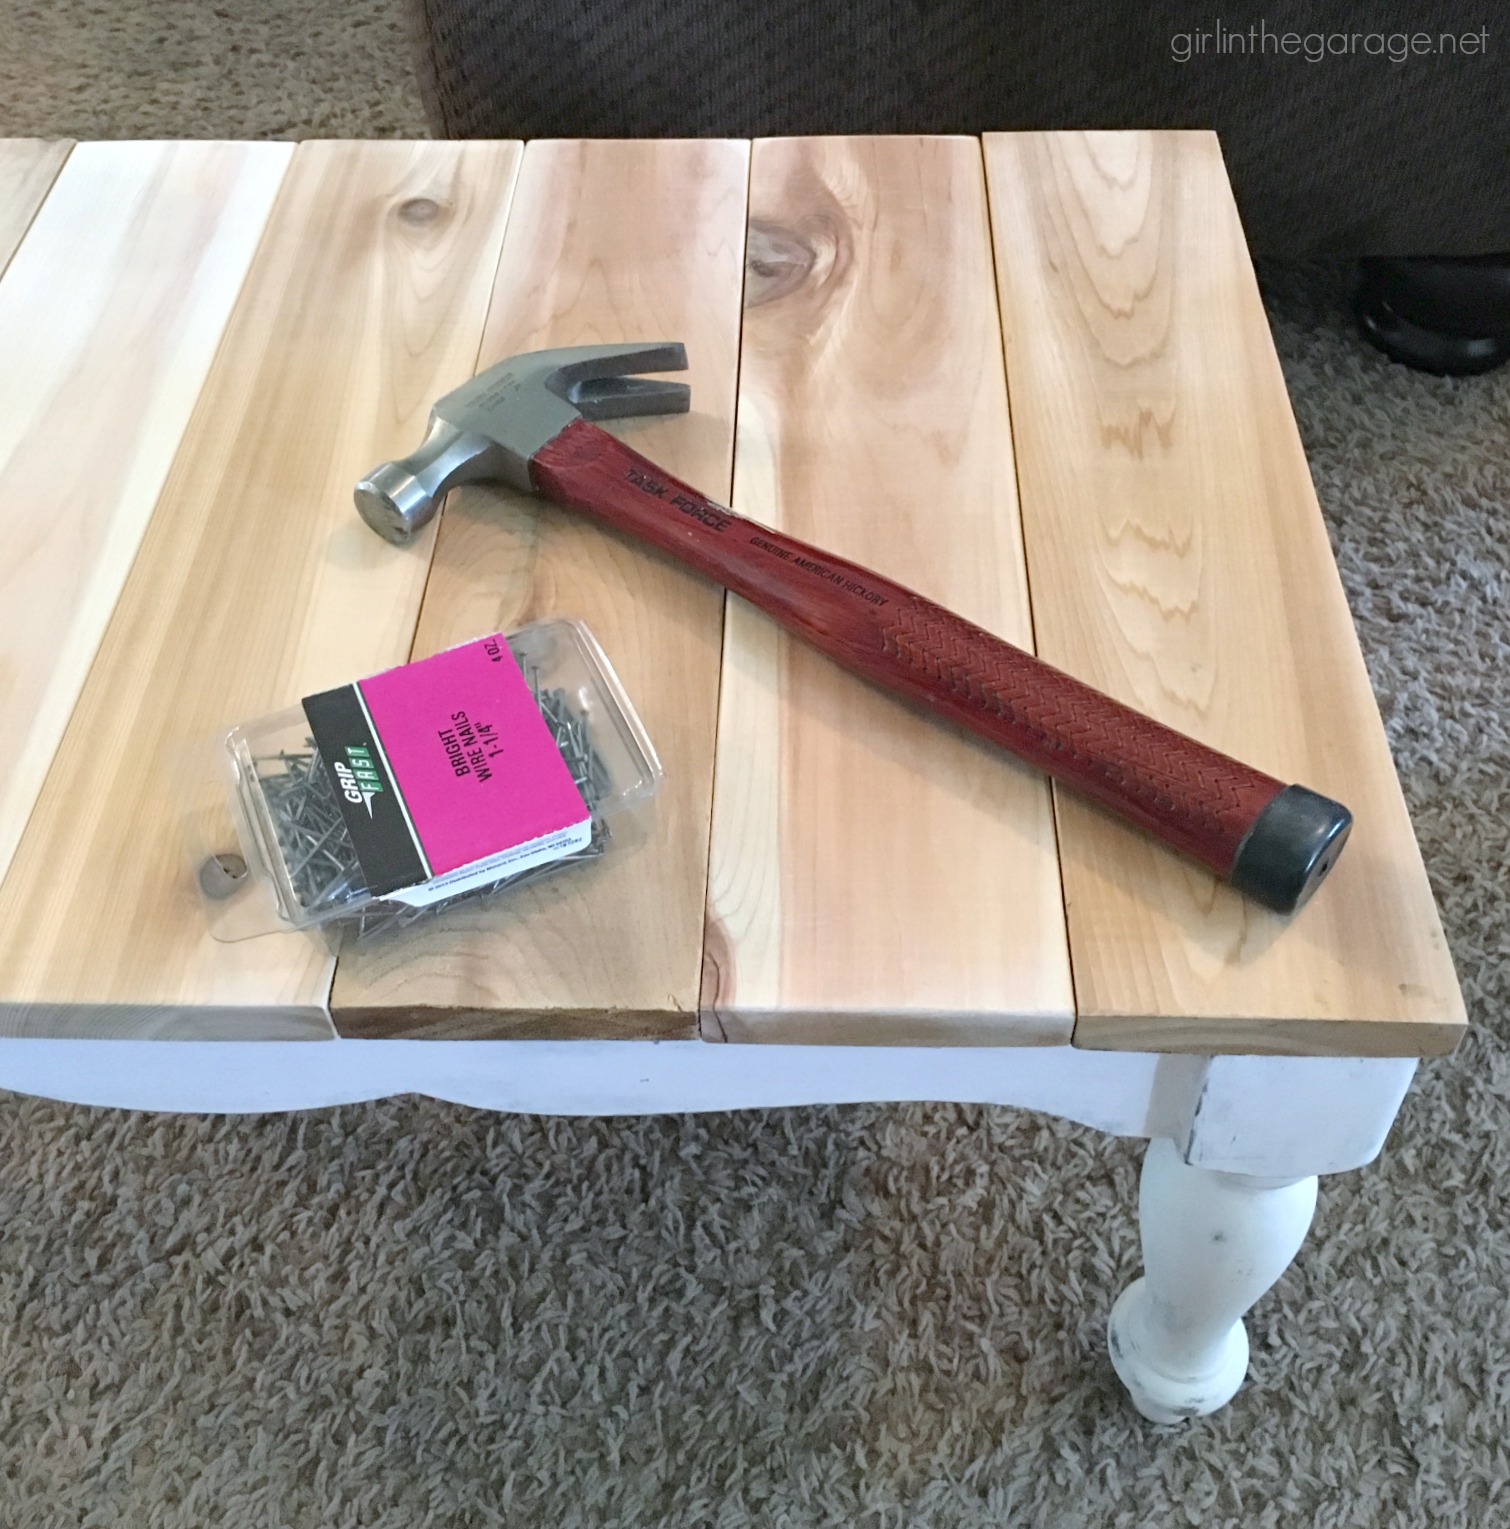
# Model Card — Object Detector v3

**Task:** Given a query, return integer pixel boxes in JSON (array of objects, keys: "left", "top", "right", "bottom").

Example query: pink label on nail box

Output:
[
  {"left": 360, "top": 634, "right": 590, "bottom": 876},
  {"left": 302, "top": 633, "right": 591, "bottom": 894}
]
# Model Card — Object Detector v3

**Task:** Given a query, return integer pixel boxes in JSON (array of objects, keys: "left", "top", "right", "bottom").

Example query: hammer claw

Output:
[
  {"left": 564, "top": 374, "right": 692, "bottom": 422},
  {"left": 539, "top": 341, "right": 690, "bottom": 419}
]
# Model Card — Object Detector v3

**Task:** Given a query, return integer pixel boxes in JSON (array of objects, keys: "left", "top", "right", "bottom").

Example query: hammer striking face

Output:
[
  {"left": 355, "top": 342, "right": 691, "bottom": 544},
  {"left": 353, "top": 341, "right": 1352, "bottom": 914}
]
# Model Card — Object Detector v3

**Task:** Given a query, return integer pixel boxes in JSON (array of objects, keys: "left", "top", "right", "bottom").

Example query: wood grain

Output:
[
  {"left": 0, "top": 141, "right": 522, "bottom": 1038},
  {"left": 0, "top": 139, "right": 71, "bottom": 275},
  {"left": 701, "top": 136, "right": 1074, "bottom": 1047},
  {"left": 0, "top": 141, "right": 291, "bottom": 889},
  {"left": 330, "top": 138, "right": 750, "bottom": 1040},
  {"left": 983, "top": 130, "right": 1465, "bottom": 1057}
]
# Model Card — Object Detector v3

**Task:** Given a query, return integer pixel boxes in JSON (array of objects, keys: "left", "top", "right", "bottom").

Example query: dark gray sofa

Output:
[{"left": 403, "top": 0, "right": 1507, "bottom": 256}]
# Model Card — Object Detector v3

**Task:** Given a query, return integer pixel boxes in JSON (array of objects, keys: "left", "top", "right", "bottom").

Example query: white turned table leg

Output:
[{"left": 1107, "top": 1137, "right": 1319, "bottom": 1423}]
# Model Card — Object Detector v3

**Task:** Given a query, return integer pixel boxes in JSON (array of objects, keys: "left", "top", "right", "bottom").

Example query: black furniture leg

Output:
[{"left": 1355, "top": 255, "right": 1510, "bottom": 377}]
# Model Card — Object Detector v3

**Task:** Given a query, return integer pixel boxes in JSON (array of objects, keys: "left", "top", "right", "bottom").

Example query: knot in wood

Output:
[{"left": 397, "top": 196, "right": 442, "bottom": 226}]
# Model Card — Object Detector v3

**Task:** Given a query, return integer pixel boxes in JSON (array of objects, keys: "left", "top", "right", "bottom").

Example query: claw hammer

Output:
[{"left": 355, "top": 342, "right": 1350, "bottom": 914}]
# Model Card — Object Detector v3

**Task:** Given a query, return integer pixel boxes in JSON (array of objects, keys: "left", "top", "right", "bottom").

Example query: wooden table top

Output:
[{"left": 0, "top": 134, "right": 1465, "bottom": 1057}]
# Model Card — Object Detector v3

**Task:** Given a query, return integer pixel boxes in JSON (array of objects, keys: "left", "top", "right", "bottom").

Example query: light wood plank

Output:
[
  {"left": 0, "top": 141, "right": 292, "bottom": 888},
  {"left": 0, "top": 140, "right": 71, "bottom": 276},
  {"left": 329, "top": 138, "right": 750, "bottom": 1040},
  {"left": 983, "top": 130, "right": 1464, "bottom": 1057},
  {"left": 0, "top": 141, "right": 522, "bottom": 1038},
  {"left": 701, "top": 136, "right": 1074, "bottom": 1047}
]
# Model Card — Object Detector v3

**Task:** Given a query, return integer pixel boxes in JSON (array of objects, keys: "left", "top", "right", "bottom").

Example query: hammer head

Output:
[{"left": 355, "top": 342, "right": 690, "bottom": 544}]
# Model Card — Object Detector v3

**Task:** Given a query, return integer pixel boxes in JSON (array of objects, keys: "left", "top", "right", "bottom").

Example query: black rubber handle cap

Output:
[{"left": 1228, "top": 785, "right": 1352, "bottom": 915}]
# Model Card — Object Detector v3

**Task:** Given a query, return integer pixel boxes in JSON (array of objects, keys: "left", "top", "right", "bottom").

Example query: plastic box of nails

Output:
[{"left": 195, "top": 619, "right": 660, "bottom": 942}]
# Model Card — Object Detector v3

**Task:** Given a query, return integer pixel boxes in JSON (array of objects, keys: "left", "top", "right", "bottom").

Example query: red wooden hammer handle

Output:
[{"left": 531, "top": 419, "right": 1349, "bottom": 911}]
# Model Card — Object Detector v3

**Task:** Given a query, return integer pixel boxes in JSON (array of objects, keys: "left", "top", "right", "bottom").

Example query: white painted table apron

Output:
[{"left": 0, "top": 1037, "right": 1417, "bottom": 1424}]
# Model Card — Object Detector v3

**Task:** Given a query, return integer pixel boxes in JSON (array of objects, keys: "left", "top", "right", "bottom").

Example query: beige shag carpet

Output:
[{"left": 1, "top": 3, "right": 1507, "bottom": 1524}]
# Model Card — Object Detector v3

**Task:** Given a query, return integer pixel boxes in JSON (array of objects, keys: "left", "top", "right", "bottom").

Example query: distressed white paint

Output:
[
  {"left": 1107, "top": 1139, "right": 1319, "bottom": 1422},
  {"left": 0, "top": 1035, "right": 1420, "bottom": 1422},
  {"left": 1147, "top": 1053, "right": 1418, "bottom": 1178},
  {"left": 0, "top": 1038, "right": 1410, "bottom": 1178},
  {"left": 0, "top": 1037, "right": 1162, "bottom": 1131}
]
